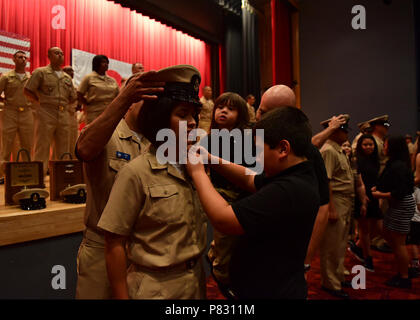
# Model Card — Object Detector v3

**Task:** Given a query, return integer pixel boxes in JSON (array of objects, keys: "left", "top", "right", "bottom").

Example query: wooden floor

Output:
[{"left": 0, "top": 176, "right": 85, "bottom": 246}]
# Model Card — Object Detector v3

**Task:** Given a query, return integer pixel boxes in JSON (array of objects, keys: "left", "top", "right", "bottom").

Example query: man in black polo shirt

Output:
[
  {"left": 256, "top": 85, "right": 330, "bottom": 272},
  {"left": 186, "top": 107, "right": 320, "bottom": 298}
]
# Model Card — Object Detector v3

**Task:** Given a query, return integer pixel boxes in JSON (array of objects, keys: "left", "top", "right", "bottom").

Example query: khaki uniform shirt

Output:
[
  {"left": 373, "top": 134, "right": 387, "bottom": 174},
  {"left": 247, "top": 103, "right": 256, "bottom": 123},
  {"left": 25, "top": 65, "right": 76, "bottom": 107},
  {"left": 68, "top": 81, "right": 78, "bottom": 114},
  {"left": 78, "top": 71, "right": 119, "bottom": 106},
  {"left": 321, "top": 139, "right": 355, "bottom": 196},
  {"left": 98, "top": 147, "right": 207, "bottom": 269},
  {"left": 81, "top": 120, "right": 147, "bottom": 237},
  {"left": 0, "top": 70, "right": 32, "bottom": 109},
  {"left": 408, "top": 142, "right": 416, "bottom": 155},
  {"left": 199, "top": 96, "right": 214, "bottom": 123}
]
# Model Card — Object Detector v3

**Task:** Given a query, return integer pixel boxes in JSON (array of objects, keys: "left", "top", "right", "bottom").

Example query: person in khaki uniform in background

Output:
[
  {"left": 62, "top": 66, "right": 79, "bottom": 157},
  {"left": 0, "top": 51, "right": 34, "bottom": 183},
  {"left": 351, "top": 121, "right": 372, "bottom": 156},
  {"left": 24, "top": 47, "right": 77, "bottom": 175},
  {"left": 198, "top": 85, "right": 214, "bottom": 132},
  {"left": 75, "top": 71, "right": 164, "bottom": 299},
  {"left": 245, "top": 94, "right": 256, "bottom": 124},
  {"left": 131, "top": 62, "right": 144, "bottom": 75},
  {"left": 78, "top": 55, "right": 119, "bottom": 124},
  {"left": 98, "top": 65, "right": 207, "bottom": 299},
  {"left": 319, "top": 115, "right": 363, "bottom": 299}
]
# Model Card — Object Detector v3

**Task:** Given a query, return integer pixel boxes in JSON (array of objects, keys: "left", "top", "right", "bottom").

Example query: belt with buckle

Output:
[
  {"left": 58, "top": 105, "right": 64, "bottom": 111},
  {"left": 132, "top": 257, "right": 199, "bottom": 274},
  {"left": 18, "top": 107, "right": 25, "bottom": 112}
]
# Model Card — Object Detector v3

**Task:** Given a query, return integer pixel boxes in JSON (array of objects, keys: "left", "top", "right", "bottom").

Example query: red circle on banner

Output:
[{"left": 107, "top": 69, "right": 122, "bottom": 86}]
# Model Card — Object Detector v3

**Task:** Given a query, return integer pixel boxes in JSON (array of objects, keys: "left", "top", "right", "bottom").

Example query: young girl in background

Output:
[
  {"left": 372, "top": 136, "right": 415, "bottom": 288},
  {"left": 353, "top": 134, "right": 382, "bottom": 272},
  {"left": 201, "top": 92, "right": 251, "bottom": 299}
]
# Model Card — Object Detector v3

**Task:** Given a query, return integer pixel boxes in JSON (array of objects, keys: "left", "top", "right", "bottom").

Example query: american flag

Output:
[{"left": 0, "top": 30, "right": 31, "bottom": 76}]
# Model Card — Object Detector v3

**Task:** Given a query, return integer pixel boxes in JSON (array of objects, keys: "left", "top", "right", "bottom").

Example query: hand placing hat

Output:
[
  {"left": 119, "top": 71, "right": 165, "bottom": 105},
  {"left": 327, "top": 114, "right": 348, "bottom": 130}
]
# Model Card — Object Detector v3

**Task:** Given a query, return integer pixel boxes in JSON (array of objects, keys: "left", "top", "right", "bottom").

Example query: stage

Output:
[{"left": 0, "top": 176, "right": 85, "bottom": 247}]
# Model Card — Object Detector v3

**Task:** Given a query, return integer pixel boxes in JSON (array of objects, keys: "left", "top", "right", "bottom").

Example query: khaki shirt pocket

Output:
[
  {"left": 147, "top": 184, "right": 181, "bottom": 223},
  {"left": 41, "top": 80, "right": 56, "bottom": 96},
  {"left": 109, "top": 158, "right": 129, "bottom": 173},
  {"left": 338, "top": 156, "right": 351, "bottom": 175},
  {"left": 126, "top": 269, "right": 146, "bottom": 299},
  {"left": 6, "top": 79, "right": 20, "bottom": 96}
]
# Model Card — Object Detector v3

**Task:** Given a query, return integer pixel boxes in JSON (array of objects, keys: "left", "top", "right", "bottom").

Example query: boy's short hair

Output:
[{"left": 255, "top": 106, "right": 312, "bottom": 157}]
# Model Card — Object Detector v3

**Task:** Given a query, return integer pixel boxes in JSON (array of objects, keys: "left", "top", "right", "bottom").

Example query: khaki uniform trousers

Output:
[
  {"left": 127, "top": 259, "right": 206, "bottom": 299},
  {"left": 320, "top": 194, "right": 353, "bottom": 291},
  {"left": 34, "top": 105, "right": 70, "bottom": 175},
  {"left": 0, "top": 107, "right": 33, "bottom": 176},
  {"left": 208, "top": 230, "right": 239, "bottom": 285},
  {"left": 76, "top": 228, "right": 111, "bottom": 299},
  {"left": 68, "top": 111, "right": 78, "bottom": 157}
]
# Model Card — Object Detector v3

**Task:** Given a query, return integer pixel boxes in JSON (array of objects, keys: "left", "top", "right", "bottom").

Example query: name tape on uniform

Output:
[{"left": 116, "top": 151, "right": 131, "bottom": 161}]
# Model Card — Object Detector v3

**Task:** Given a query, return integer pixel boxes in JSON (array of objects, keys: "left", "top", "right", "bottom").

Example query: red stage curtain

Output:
[
  {"left": 218, "top": 43, "right": 225, "bottom": 94},
  {"left": 271, "top": 0, "right": 292, "bottom": 87},
  {"left": 0, "top": 0, "right": 211, "bottom": 90}
]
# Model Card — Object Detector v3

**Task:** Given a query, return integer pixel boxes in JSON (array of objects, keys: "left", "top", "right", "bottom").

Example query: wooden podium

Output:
[
  {"left": 49, "top": 153, "right": 84, "bottom": 201},
  {"left": 4, "top": 149, "right": 43, "bottom": 205},
  {"left": 0, "top": 179, "right": 85, "bottom": 247}
]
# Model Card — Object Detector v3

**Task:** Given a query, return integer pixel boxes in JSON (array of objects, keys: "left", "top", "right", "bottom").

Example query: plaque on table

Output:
[
  {"left": 49, "top": 153, "right": 84, "bottom": 201},
  {"left": 4, "top": 149, "right": 44, "bottom": 205}
]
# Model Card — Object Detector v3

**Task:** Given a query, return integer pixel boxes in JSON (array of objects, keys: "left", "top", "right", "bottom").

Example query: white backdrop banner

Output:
[{"left": 72, "top": 48, "right": 132, "bottom": 87}]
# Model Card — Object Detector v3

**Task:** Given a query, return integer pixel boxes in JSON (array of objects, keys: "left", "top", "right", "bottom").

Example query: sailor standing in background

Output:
[
  {"left": 198, "top": 86, "right": 214, "bottom": 133},
  {"left": 0, "top": 50, "right": 34, "bottom": 183},
  {"left": 24, "top": 47, "right": 77, "bottom": 175},
  {"left": 62, "top": 66, "right": 79, "bottom": 158},
  {"left": 77, "top": 55, "right": 119, "bottom": 124}
]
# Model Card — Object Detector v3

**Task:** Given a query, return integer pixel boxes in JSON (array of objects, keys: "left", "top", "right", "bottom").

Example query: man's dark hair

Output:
[
  {"left": 255, "top": 106, "right": 312, "bottom": 157},
  {"left": 13, "top": 51, "right": 26, "bottom": 58},
  {"left": 92, "top": 55, "right": 109, "bottom": 73}
]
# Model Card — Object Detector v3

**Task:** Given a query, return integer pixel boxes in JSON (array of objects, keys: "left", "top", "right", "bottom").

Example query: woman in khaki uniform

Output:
[
  {"left": 98, "top": 65, "right": 207, "bottom": 299},
  {"left": 78, "top": 55, "right": 119, "bottom": 124}
]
